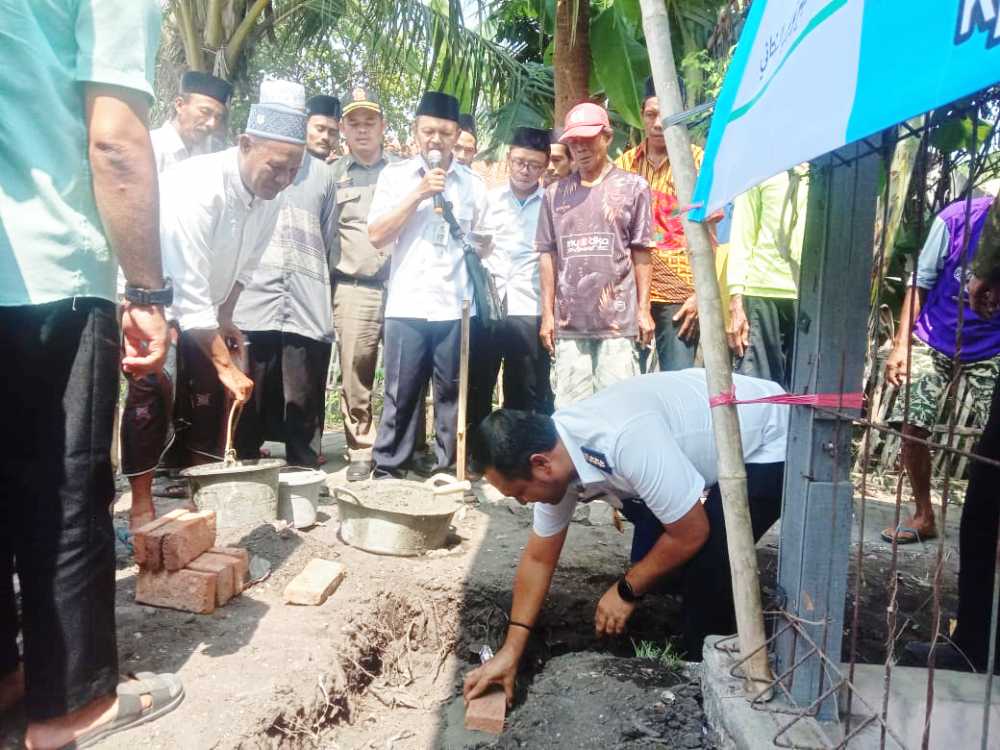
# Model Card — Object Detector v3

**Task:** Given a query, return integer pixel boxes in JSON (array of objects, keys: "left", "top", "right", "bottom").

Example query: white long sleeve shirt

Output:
[
  {"left": 367, "top": 156, "right": 488, "bottom": 321},
  {"left": 149, "top": 121, "right": 210, "bottom": 174},
  {"left": 160, "top": 147, "right": 281, "bottom": 331},
  {"left": 482, "top": 183, "right": 544, "bottom": 316}
]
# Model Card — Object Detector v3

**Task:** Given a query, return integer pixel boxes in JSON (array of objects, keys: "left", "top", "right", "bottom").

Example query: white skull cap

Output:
[{"left": 259, "top": 77, "right": 306, "bottom": 111}]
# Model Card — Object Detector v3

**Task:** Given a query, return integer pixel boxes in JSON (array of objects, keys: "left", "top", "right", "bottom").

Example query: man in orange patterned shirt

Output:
[{"left": 616, "top": 77, "right": 702, "bottom": 372}]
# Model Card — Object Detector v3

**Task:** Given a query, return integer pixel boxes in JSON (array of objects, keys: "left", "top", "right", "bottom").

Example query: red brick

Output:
[
  {"left": 208, "top": 546, "right": 250, "bottom": 592},
  {"left": 187, "top": 552, "right": 237, "bottom": 606},
  {"left": 161, "top": 510, "right": 217, "bottom": 571},
  {"left": 465, "top": 687, "right": 506, "bottom": 734},
  {"left": 133, "top": 509, "right": 187, "bottom": 569},
  {"left": 135, "top": 567, "right": 216, "bottom": 614}
]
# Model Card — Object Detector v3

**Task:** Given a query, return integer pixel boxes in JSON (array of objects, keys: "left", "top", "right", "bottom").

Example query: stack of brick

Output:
[{"left": 133, "top": 509, "right": 249, "bottom": 614}]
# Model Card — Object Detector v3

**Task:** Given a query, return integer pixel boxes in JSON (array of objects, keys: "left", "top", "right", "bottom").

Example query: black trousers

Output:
[
  {"left": 0, "top": 299, "right": 119, "bottom": 720},
  {"left": 734, "top": 296, "right": 797, "bottom": 388},
  {"left": 618, "top": 462, "right": 784, "bottom": 659},
  {"left": 638, "top": 301, "right": 698, "bottom": 374},
  {"left": 470, "top": 315, "right": 553, "bottom": 428},
  {"left": 954, "top": 380, "right": 1000, "bottom": 668},
  {"left": 235, "top": 330, "right": 332, "bottom": 468},
  {"left": 374, "top": 318, "right": 462, "bottom": 473}
]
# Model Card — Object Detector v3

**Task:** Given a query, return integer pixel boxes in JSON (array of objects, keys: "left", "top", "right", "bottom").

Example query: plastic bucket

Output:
[{"left": 277, "top": 468, "right": 326, "bottom": 528}]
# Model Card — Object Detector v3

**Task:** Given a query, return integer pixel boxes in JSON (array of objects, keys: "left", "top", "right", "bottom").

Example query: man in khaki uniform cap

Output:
[{"left": 328, "top": 86, "right": 396, "bottom": 480}]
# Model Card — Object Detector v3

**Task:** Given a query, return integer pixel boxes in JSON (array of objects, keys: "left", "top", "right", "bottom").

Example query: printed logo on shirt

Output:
[
  {"left": 562, "top": 232, "right": 613, "bottom": 258},
  {"left": 581, "top": 447, "right": 612, "bottom": 474}
]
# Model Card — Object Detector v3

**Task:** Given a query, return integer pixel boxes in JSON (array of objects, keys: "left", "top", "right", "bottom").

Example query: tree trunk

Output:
[
  {"left": 553, "top": 0, "right": 591, "bottom": 123},
  {"left": 639, "top": 0, "right": 773, "bottom": 690}
]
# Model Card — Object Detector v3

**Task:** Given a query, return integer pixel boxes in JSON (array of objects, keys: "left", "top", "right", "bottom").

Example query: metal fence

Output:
[{"left": 723, "top": 85, "right": 1000, "bottom": 749}]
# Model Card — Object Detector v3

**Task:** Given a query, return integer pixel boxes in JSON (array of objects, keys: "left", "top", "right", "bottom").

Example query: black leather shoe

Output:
[
  {"left": 346, "top": 460, "right": 372, "bottom": 482},
  {"left": 372, "top": 467, "right": 406, "bottom": 481}
]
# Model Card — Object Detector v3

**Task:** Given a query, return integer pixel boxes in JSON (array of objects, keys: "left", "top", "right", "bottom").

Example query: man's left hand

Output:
[
  {"left": 969, "top": 275, "right": 1000, "bottom": 319},
  {"left": 673, "top": 294, "right": 699, "bottom": 342},
  {"left": 219, "top": 320, "right": 246, "bottom": 363},
  {"left": 121, "top": 303, "right": 169, "bottom": 376},
  {"left": 595, "top": 582, "right": 637, "bottom": 637},
  {"left": 637, "top": 308, "right": 656, "bottom": 348}
]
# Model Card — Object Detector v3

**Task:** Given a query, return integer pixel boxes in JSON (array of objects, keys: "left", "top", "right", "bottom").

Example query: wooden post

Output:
[
  {"left": 638, "top": 0, "right": 772, "bottom": 688},
  {"left": 456, "top": 300, "right": 471, "bottom": 482}
]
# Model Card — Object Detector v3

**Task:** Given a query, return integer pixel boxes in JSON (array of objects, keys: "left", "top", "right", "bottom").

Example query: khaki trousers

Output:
[
  {"left": 332, "top": 280, "right": 385, "bottom": 460},
  {"left": 552, "top": 336, "right": 639, "bottom": 408}
]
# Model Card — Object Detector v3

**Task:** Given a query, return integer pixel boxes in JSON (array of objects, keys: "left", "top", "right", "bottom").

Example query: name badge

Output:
[
  {"left": 427, "top": 219, "right": 449, "bottom": 250},
  {"left": 581, "top": 447, "right": 612, "bottom": 474}
]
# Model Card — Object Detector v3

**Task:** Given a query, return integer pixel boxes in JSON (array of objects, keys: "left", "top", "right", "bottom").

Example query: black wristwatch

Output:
[
  {"left": 617, "top": 576, "right": 644, "bottom": 603},
  {"left": 125, "top": 278, "right": 173, "bottom": 306}
]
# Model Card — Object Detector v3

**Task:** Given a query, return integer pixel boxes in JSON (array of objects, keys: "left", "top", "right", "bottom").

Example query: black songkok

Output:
[
  {"left": 510, "top": 126, "right": 551, "bottom": 156},
  {"left": 306, "top": 95, "right": 342, "bottom": 119},
  {"left": 458, "top": 113, "right": 477, "bottom": 137},
  {"left": 416, "top": 91, "right": 460, "bottom": 123},
  {"left": 180, "top": 71, "right": 232, "bottom": 106}
]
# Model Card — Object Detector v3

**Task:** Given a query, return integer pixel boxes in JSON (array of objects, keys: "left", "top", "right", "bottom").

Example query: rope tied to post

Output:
[{"left": 709, "top": 388, "right": 864, "bottom": 410}]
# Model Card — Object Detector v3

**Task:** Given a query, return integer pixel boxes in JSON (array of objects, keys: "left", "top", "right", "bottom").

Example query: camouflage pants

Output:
[{"left": 888, "top": 340, "right": 1000, "bottom": 431}]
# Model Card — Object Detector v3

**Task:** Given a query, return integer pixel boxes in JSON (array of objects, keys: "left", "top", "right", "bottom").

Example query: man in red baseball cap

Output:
[{"left": 535, "top": 102, "right": 655, "bottom": 407}]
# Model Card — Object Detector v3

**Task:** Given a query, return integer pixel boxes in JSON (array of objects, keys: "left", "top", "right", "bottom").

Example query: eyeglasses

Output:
[{"left": 510, "top": 157, "right": 547, "bottom": 173}]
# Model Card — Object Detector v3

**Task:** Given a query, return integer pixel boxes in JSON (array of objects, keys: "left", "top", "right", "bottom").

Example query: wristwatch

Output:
[
  {"left": 125, "top": 278, "right": 173, "bottom": 306},
  {"left": 617, "top": 576, "right": 643, "bottom": 603}
]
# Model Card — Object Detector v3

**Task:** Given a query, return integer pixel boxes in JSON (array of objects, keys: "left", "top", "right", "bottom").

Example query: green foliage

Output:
[
  {"left": 631, "top": 638, "right": 684, "bottom": 671},
  {"left": 591, "top": 5, "right": 651, "bottom": 128}
]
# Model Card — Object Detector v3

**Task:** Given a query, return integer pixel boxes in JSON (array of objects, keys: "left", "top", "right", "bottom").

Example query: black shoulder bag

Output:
[{"left": 438, "top": 199, "right": 504, "bottom": 328}]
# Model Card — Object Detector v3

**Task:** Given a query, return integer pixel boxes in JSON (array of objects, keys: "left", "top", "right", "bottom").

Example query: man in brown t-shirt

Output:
[{"left": 536, "top": 102, "right": 654, "bottom": 407}]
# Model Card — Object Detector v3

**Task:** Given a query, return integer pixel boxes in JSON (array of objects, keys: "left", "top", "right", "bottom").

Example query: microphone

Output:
[{"left": 427, "top": 149, "right": 444, "bottom": 214}]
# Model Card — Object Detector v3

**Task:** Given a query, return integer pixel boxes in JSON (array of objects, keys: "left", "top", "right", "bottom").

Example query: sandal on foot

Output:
[
  {"left": 152, "top": 482, "right": 189, "bottom": 500},
  {"left": 67, "top": 672, "right": 184, "bottom": 749},
  {"left": 881, "top": 524, "right": 936, "bottom": 545}
]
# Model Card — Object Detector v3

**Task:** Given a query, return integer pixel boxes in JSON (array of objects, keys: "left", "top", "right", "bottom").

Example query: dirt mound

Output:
[{"left": 478, "top": 652, "right": 714, "bottom": 749}]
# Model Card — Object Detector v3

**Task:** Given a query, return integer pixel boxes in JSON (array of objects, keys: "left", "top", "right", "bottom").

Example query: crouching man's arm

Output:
[
  {"left": 463, "top": 527, "right": 567, "bottom": 706},
  {"left": 595, "top": 502, "right": 709, "bottom": 636}
]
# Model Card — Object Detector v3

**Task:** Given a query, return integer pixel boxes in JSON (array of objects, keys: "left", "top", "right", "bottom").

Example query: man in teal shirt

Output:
[{"left": 0, "top": 2, "right": 183, "bottom": 745}]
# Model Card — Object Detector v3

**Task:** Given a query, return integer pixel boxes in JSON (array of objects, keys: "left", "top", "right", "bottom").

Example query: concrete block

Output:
[
  {"left": 208, "top": 546, "right": 250, "bottom": 592},
  {"left": 187, "top": 552, "right": 237, "bottom": 606},
  {"left": 161, "top": 510, "right": 217, "bottom": 571},
  {"left": 283, "top": 559, "right": 346, "bottom": 606},
  {"left": 135, "top": 567, "right": 217, "bottom": 614},
  {"left": 132, "top": 509, "right": 187, "bottom": 569},
  {"left": 464, "top": 687, "right": 506, "bottom": 734}
]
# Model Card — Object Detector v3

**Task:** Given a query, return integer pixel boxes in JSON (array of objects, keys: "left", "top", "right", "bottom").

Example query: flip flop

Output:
[
  {"left": 152, "top": 482, "right": 189, "bottom": 500},
  {"left": 880, "top": 524, "right": 937, "bottom": 545},
  {"left": 66, "top": 671, "right": 184, "bottom": 749}
]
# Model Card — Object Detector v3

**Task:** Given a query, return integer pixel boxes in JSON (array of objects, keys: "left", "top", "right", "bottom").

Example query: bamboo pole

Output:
[
  {"left": 638, "top": 0, "right": 772, "bottom": 689},
  {"left": 456, "top": 300, "right": 471, "bottom": 482}
]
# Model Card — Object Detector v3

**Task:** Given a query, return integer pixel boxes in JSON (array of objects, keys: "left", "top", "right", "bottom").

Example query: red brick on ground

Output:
[
  {"left": 465, "top": 687, "right": 506, "bottom": 735},
  {"left": 208, "top": 546, "right": 250, "bottom": 592},
  {"left": 132, "top": 509, "right": 187, "bottom": 570},
  {"left": 136, "top": 567, "right": 217, "bottom": 614},
  {"left": 187, "top": 552, "right": 238, "bottom": 606},
  {"left": 161, "top": 510, "right": 217, "bottom": 571},
  {"left": 283, "top": 559, "right": 346, "bottom": 606}
]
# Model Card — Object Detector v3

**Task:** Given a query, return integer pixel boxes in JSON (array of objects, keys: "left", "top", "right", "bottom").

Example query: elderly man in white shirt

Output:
[
  {"left": 463, "top": 370, "right": 789, "bottom": 704},
  {"left": 120, "top": 81, "right": 307, "bottom": 529},
  {"left": 149, "top": 71, "right": 231, "bottom": 172},
  {"left": 367, "top": 91, "right": 489, "bottom": 479},
  {"left": 469, "top": 126, "right": 555, "bottom": 429}
]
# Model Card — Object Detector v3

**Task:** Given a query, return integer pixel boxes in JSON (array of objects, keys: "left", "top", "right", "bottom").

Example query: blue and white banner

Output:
[{"left": 690, "top": 0, "right": 1000, "bottom": 221}]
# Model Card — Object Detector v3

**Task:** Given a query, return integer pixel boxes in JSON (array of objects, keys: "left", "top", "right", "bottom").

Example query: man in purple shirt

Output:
[{"left": 882, "top": 195, "right": 1000, "bottom": 544}]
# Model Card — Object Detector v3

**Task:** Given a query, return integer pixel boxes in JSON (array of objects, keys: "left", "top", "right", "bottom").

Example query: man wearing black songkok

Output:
[
  {"left": 469, "top": 127, "right": 554, "bottom": 427},
  {"left": 306, "top": 94, "right": 342, "bottom": 162},
  {"left": 455, "top": 112, "right": 478, "bottom": 166},
  {"left": 367, "top": 91, "right": 490, "bottom": 478},
  {"left": 150, "top": 70, "right": 232, "bottom": 172}
]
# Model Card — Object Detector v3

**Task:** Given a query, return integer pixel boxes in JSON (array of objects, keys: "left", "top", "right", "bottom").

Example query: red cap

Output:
[{"left": 559, "top": 102, "right": 611, "bottom": 141}]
